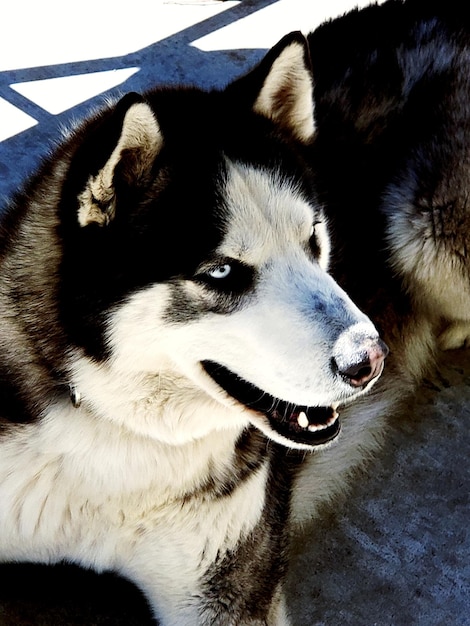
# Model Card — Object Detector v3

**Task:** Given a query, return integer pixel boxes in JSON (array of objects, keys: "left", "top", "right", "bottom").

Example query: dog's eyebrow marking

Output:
[{"left": 220, "top": 161, "right": 315, "bottom": 265}]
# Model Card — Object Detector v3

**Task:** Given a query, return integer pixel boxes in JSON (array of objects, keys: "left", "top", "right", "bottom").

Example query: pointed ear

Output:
[
  {"left": 78, "top": 94, "right": 163, "bottom": 227},
  {"left": 253, "top": 32, "right": 315, "bottom": 142}
]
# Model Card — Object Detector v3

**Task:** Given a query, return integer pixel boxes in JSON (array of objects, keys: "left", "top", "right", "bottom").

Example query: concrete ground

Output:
[{"left": 0, "top": 1, "right": 469, "bottom": 624}]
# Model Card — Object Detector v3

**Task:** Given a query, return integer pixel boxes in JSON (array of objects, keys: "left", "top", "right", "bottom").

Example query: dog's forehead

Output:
[{"left": 218, "top": 161, "right": 316, "bottom": 263}]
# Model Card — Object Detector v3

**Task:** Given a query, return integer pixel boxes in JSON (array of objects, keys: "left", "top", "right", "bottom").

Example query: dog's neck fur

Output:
[{"left": 68, "top": 353, "right": 249, "bottom": 443}]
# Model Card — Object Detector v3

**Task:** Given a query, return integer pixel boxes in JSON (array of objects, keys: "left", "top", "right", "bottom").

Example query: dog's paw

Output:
[{"left": 438, "top": 321, "right": 470, "bottom": 350}]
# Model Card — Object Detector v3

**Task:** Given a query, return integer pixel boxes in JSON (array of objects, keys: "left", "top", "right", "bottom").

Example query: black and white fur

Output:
[
  {"left": 0, "top": 33, "right": 386, "bottom": 625},
  {"left": 1, "top": 1, "right": 469, "bottom": 623}
]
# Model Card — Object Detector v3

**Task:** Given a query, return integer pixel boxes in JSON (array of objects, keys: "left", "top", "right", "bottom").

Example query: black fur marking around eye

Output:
[{"left": 196, "top": 260, "right": 255, "bottom": 295}]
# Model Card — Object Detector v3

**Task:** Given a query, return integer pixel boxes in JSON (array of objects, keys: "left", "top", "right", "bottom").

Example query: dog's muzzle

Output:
[{"left": 202, "top": 332, "right": 388, "bottom": 449}]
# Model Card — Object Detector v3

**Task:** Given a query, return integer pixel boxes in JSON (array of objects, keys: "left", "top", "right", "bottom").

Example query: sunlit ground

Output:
[{"left": 0, "top": 0, "right": 376, "bottom": 142}]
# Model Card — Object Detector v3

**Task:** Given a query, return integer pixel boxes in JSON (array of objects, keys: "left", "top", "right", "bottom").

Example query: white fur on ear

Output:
[
  {"left": 254, "top": 38, "right": 315, "bottom": 143},
  {"left": 78, "top": 102, "right": 162, "bottom": 227}
]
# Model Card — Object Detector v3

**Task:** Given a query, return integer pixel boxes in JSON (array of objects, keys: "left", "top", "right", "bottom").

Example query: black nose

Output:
[{"left": 334, "top": 339, "right": 389, "bottom": 387}]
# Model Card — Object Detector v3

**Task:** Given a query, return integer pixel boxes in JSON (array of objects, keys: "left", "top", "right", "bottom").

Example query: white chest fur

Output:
[{"left": 0, "top": 400, "right": 267, "bottom": 597}]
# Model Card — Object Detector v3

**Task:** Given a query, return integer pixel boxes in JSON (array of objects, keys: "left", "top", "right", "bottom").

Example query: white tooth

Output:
[
  {"left": 308, "top": 423, "right": 320, "bottom": 432},
  {"left": 297, "top": 411, "right": 309, "bottom": 428}
]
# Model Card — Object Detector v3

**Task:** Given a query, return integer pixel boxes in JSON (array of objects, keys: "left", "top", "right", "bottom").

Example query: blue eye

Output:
[
  {"left": 207, "top": 264, "right": 231, "bottom": 279},
  {"left": 195, "top": 260, "right": 254, "bottom": 295}
]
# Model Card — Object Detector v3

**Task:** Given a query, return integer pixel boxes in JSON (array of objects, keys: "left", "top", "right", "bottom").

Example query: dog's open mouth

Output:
[{"left": 202, "top": 361, "right": 340, "bottom": 447}]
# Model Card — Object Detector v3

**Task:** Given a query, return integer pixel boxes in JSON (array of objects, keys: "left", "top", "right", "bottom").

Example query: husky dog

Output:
[
  {"left": 0, "top": 33, "right": 388, "bottom": 625},
  {"left": 1, "top": 0, "right": 467, "bottom": 623}
]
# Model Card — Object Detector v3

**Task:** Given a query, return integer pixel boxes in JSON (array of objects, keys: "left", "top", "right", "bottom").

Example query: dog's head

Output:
[{"left": 61, "top": 33, "right": 387, "bottom": 450}]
